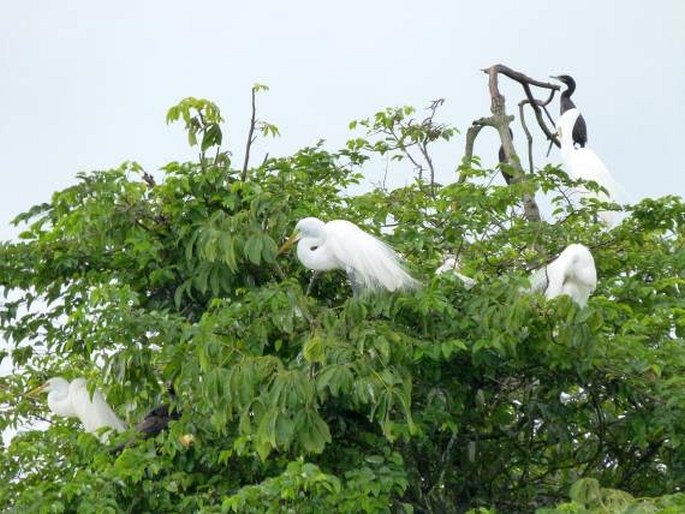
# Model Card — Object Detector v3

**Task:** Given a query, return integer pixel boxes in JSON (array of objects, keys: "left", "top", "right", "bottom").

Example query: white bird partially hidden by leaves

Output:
[
  {"left": 29, "top": 377, "right": 126, "bottom": 442},
  {"left": 556, "top": 108, "right": 619, "bottom": 225},
  {"left": 529, "top": 244, "right": 597, "bottom": 307},
  {"left": 279, "top": 217, "right": 419, "bottom": 294},
  {"left": 435, "top": 256, "right": 477, "bottom": 289}
]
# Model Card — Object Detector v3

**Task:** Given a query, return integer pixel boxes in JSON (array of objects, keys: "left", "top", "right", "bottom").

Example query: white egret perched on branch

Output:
[
  {"left": 29, "top": 377, "right": 184, "bottom": 444},
  {"left": 279, "top": 217, "right": 419, "bottom": 294},
  {"left": 556, "top": 108, "right": 619, "bottom": 225},
  {"left": 29, "top": 377, "right": 126, "bottom": 441},
  {"left": 529, "top": 243, "right": 597, "bottom": 307},
  {"left": 551, "top": 74, "right": 588, "bottom": 148}
]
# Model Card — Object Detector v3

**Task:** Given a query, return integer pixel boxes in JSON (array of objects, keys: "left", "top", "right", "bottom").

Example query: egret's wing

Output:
[
  {"left": 566, "top": 245, "right": 597, "bottom": 295},
  {"left": 543, "top": 258, "right": 567, "bottom": 300},
  {"left": 70, "top": 379, "right": 126, "bottom": 437},
  {"left": 529, "top": 266, "right": 550, "bottom": 294},
  {"left": 325, "top": 220, "right": 419, "bottom": 292},
  {"left": 542, "top": 245, "right": 597, "bottom": 306}
]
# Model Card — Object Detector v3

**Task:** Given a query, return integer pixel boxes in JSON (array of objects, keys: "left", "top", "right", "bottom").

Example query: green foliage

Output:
[{"left": 1, "top": 93, "right": 683, "bottom": 513}]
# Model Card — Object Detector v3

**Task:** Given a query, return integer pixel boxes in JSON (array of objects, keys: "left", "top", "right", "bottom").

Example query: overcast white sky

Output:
[{"left": 1, "top": 1, "right": 684, "bottom": 383}]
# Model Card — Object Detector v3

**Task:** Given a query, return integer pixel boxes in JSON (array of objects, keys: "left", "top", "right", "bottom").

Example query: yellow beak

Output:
[
  {"left": 277, "top": 233, "right": 301, "bottom": 255},
  {"left": 26, "top": 382, "right": 48, "bottom": 398}
]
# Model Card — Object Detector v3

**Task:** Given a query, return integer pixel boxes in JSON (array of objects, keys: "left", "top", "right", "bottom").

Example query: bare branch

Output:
[
  {"left": 465, "top": 65, "right": 542, "bottom": 223},
  {"left": 241, "top": 86, "right": 258, "bottom": 182}
]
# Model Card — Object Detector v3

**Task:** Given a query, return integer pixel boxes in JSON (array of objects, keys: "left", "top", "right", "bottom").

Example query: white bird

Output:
[
  {"left": 529, "top": 243, "right": 597, "bottom": 307},
  {"left": 435, "top": 256, "right": 476, "bottom": 289},
  {"left": 279, "top": 217, "right": 419, "bottom": 294},
  {"left": 29, "top": 377, "right": 126, "bottom": 441},
  {"left": 556, "top": 108, "right": 619, "bottom": 225}
]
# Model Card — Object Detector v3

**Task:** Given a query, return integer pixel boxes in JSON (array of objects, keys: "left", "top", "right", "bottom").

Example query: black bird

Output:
[
  {"left": 135, "top": 382, "right": 180, "bottom": 438},
  {"left": 551, "top": 74, "right": 587, "bottom": 148},
  {"left": 498, "top": 127, "right": 515, "bottom": 184},
  {"left": 111, "top": 382, "right": 180, "bottom": 453}
]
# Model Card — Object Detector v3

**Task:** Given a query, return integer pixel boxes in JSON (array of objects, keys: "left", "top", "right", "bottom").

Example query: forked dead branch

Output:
[{"left": 459, "top": 64, "right": 564, "bottom": 223}]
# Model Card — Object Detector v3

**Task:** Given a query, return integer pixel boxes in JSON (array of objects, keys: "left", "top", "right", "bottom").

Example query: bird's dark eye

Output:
[{"left": 310, "top": 245, "right": 319, "bottom": 251}]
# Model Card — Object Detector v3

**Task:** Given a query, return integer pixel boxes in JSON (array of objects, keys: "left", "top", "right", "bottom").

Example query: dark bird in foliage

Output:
[
  {"left": 110, "top": 382, "right": 181, "bottom": 453},
  {"left": 135, "top": 382, "right": 180, "bottom": 439},
  {"left": 135, "top": 403, "right": 181, "bottom": 438},
  {"left": 551, "top": 74, "right": 588, "bottom": 148},
  {"left": 498, "top": 127, "right": 515, "bottom": 184}
]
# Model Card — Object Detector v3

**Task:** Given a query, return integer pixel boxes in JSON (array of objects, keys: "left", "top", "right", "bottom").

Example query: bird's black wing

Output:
[
  {"left": 135, "top": 404, "right": 180, "bottom": 438},
  {"left": 572, "top": 114, "right": 588, "bottom": 147}
]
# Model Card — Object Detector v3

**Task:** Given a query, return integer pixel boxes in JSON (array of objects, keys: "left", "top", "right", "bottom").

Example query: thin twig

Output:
[{"left": 241, "top": 87, "right": 258, "bottom": 182}]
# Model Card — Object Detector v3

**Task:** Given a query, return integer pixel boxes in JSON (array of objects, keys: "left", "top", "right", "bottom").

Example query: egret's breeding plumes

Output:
[
  {"left": 529, "top": 244, "right": 597, "bottom": 307},
  {"left": 551, "top": 74, "right": 588, "bottom": 148},
  {"left": 29, "top": 377, "right": 126, "bottom": 441},
  {"left": 279, "top": 217, "right": 419, "bottom": 294},
  {"left": 556, "top": 108, "right": 618, "bottom": 225}
]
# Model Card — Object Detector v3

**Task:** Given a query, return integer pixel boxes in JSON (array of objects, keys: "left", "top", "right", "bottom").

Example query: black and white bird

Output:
[
  {"left": 551, "top": 74, "right": 588, "bottom": 148},
  {"left": 556, "top": 108, "right": 619, "bottom": 225}
]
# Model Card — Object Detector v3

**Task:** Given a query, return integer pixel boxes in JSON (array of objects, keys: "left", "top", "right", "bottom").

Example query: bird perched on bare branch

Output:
[{"left": 551, "top": 74, "right": 588, "bottom": 148}]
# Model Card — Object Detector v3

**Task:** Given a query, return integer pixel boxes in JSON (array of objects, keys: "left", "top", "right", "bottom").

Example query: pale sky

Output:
[{"left": 0, "top": 1, "right": 684, "bottom": 383}]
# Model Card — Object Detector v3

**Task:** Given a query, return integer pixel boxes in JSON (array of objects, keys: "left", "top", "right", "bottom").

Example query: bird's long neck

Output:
[
  {"left": 296, "top": 234, "right": 339, "bottom": 271},
  {"left": 559, "top": 78, "right": 577, "bottom": 113},
  {"left": 48, "top": 391, "right": 77, "bottom": 417},
  {"left": 560, "top": 94, "right": 576, "bottom": 113}
]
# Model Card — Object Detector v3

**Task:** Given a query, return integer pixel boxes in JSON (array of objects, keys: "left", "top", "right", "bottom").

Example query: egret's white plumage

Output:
[
  {"left": 435, "top": 256, "right": 476, "bottom": 289},
  {"left": 35, "top": 377, "right": 126, "bottom": 441},
  {"left": 529, "top": 244, "right": 597, "bottom": 307},
  {"left": 556, "top": 108, "right": 618, "bottom": 225},
  {"left": 286, "top": 217, "right": 419, "bottom": 293}
]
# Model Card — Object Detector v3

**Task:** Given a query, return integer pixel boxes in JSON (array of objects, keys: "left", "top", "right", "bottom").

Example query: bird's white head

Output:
[
  {"left": 278, "top": 217, "right": 326, "bottom": 254},
  {"left": 294, "top": 217, "right": 326, "bottom": 238},
  {"left": 28, "top": 377, "right": 69, "bottom": 396},
  {"left": 28, "top": 376, "right": 76, "bottom": 417}
]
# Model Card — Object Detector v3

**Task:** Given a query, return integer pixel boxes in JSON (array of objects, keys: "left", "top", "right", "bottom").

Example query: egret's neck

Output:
[
  {"left": 296, "top": 234, "right": 339, "bottom": 271},
  {"left": 48, "top": 391, "right": 76, "bottom": 417}
]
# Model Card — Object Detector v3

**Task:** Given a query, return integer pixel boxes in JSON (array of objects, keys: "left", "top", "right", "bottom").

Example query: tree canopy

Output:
[{"left": 1, "top": 86, "right": 684, "bottom": 513}]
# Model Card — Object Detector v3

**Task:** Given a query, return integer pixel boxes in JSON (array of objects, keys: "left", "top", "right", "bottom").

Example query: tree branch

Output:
[
  {"left": 241, "top": 86, "right": 258, "bottom": 182},
  {"left": 461, "top": 65, "right": 543, "bottom": 223}
]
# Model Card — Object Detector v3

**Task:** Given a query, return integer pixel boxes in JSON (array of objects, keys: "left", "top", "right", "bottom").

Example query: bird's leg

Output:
[
  {"left": 306, "top": 271, "right": 321, "bottom": 296},
  {"left": 347, "top": 270, "right": 363, "bottom": 297}
]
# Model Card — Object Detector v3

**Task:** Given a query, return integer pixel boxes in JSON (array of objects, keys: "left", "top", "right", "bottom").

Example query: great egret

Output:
[
  {"left": 529, "top": 243, "right": 597, "bottom": 307},
  {"left": 556, "top": 108, "right": 618, "bottom": 225},
  {"left": 551, "top": 74, "right": 587, "bottom": 148},
  {"left": 29, "top": 377, "right": 126, "bottom": 441},
  {"left": 435, "top": 256, "right": 476, "bottom": 289},
  {"left": 279, "top": 217, "right": 419, "bottom": 294}
]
